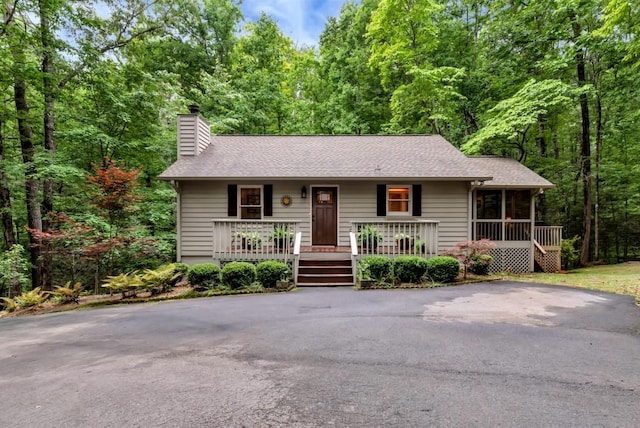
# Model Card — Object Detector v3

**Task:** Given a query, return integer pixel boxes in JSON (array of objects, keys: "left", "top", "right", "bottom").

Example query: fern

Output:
[
  {"left": 102, "top": 272, "right": 144, "bottom": 298},
  {"left": 14, "top": 287, "right": 49, "bottom": 308},
  {"left": 53, "top": 282, "right": 83, "bottom": 304},
  {"left": 141, "top": 264, "right": 181, "bottom": 295},
  {"left": 1, "top": 296, "right": 16, "bottom": 313}
]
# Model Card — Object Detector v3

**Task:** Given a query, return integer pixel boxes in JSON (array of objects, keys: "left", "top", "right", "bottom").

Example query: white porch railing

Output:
[
  {"left": 534, "top": 226, "right": 563, "bottom": 249},
  {"left": 212, "top": 219, "right": 300, "bottom": 263},
  {"left": 350, "top": 220, "right": 439, "bottom": 258},
  {"left": 473, "top": 220, "right": 532, "bottom": 241}
]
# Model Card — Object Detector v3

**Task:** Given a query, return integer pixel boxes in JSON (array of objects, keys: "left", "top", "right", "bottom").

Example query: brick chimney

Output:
[{"left": 177, "top": 104, "right": 211, "bottom": 158}]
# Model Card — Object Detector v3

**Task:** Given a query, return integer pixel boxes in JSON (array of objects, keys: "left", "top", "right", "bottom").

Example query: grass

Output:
[{"left": 504, "top": 261, "right": 640, "bottom": 299}]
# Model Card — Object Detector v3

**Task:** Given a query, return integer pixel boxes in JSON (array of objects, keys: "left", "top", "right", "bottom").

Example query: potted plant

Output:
[
  {"left": 394, "top": 233, "right": 414, "bottom": 251},
  {"left": 357, "top": 225, "right": 382, "bottom": 251},
  {"left": 413, "top": 239, "right": 427, "bottom": 254},
  {"left": 236, "top": 232, "right": 262, "bottom": 250},
  {"left": 271, "top": 225, "right": 295, "bottom": 250}
]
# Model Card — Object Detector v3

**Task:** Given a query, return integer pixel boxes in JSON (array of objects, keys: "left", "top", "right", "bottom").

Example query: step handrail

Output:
[{"left": 293, "top": 232, "right": 302, "bottom": 285}]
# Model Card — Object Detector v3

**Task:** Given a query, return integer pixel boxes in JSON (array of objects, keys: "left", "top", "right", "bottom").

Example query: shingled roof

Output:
[
  {"left": 159, "top": 135, "right": 552, "bottom": 188},
  {"left": 159, "top": 135, "right": 493, "bottom": 181},
  {"left": 468, "top": 156, "right": 554, "bottom": 189}
]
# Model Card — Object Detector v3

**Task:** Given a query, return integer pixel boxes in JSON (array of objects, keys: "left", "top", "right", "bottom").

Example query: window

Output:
[
  {"left": 387, "top": 186, "right": 411, "bottom": 215},
  {"left": 506, "top": 190, "right": 531, "bottom": 219},
  {"left": 476, "top": 190, "right": 502, "bottom": 219},
  {"left": 239, "top": 186, "right": 262, "bottom": 219}
]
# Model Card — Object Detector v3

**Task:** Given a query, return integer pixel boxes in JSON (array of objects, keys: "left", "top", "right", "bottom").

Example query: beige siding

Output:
[
  {"left": 196, "top": 116, "right": 211, "bottom": 155},
  {"left": 178, "top": 179, "right": 470, "bottom": 261},
  {"left": 177, "top": 115, "right": 196, "bottom": 157},
  {"left": 423, "top": 182, "right": 470, "bottom": 253}
]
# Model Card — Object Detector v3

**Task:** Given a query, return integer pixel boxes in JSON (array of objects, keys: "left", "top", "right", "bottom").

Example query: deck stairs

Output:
[{"left": 296, "top": 254, "right": 354, "bottom": 286}]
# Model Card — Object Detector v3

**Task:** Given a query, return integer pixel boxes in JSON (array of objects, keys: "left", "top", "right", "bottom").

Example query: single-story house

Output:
[{"left": 159, "top": 107, "right": 562, "bottom": 285}]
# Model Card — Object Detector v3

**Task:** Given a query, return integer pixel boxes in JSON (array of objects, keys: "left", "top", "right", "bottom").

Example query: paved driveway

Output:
[{"left": 1, "top": 282, "right": 638, "bottom": 427}]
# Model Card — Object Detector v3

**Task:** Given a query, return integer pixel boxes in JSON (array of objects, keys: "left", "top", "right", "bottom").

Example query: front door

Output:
[{"left": 312, "top": 187, "right": 338, "bottom": 245}]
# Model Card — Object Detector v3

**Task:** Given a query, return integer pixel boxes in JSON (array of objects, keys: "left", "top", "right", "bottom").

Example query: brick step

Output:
[
  {"left": 298, "top": 259, "right": 351, "bottom": 267},
  {"left": 298, "top": 266, "right": 352, "bottom": 275},
  {"left": 297, "top": 274, "right": 354, "bottom": 284}
]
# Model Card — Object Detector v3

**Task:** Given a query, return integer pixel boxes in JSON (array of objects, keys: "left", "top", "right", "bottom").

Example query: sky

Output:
[{"left": 241, "top": 0, "right": 349, "bottom": 48}]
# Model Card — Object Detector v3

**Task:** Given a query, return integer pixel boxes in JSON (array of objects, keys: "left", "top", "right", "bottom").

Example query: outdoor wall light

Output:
[{"left": 301, "top": 186, "right": 307, "bottom": 199}]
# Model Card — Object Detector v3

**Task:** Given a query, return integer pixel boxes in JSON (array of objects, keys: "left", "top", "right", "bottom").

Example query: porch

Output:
[{"left": 472, "top": 220, "right": 562, "bottom": 272}]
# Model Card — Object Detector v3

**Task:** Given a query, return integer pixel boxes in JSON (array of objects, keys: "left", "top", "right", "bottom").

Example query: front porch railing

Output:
[
  {"left": 473, "top": 220, "right": 532, "bottom": 241},
  {"left": 212, "top": 219, "right": 300, "bottom": 264},
  {"left": 350, "top": 220, "right": 439, "bottom": 258}
]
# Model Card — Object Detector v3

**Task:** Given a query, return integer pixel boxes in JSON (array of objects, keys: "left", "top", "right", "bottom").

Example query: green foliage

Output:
[
  {"left": 426, "top": 256, "right": 460, "bottom": 283},
  {"left": 561, "top": 236, "right": 580, "bottom": 271},
  {"left": 236, "top": 232, "right": 262, "bottom": 249},
  {"left": 393, "top": 256, "right": 429, "bottom": 284},
  {"left": 53, "top": 282, "right": 84, "bottom": 304},
  {"left": 101, "top": 272, "right": 145, "bottom": 297},
  {"left": 220, "top": 262, "right": 257, "bottom": 289},
  {"left": 141, "top": 264, "right": 182, "bottom": 294},
  {"left": 359, "top": 256, "right": 393, "bottom": 282},
  {"left": 0, "top": 245, "right": 30, "bottom": 297},
  {"left": 186, "top": 263, "right": 221, "bottom": 290},
  {"left": 469, "top": 254, "right": 493, "bottom": 275},
  {"left": 255, "top": 261, "right": 290, "bottom": 288},
  {"left": 357, "top": 225, "right": 382, "bottom": 249},
  {"left": 14, "top": 288, "right": 49, "bottom": 308},
  {"left": 0, "top": 297, "right": 17, "bottom": 313},
  {"left": 173, "top": 263, "right": 189, "bottom": 276}
]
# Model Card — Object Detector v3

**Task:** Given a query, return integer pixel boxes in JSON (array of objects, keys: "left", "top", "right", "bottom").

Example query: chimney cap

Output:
[{"left": 188, "top": 104, "right": 201, "bottom": 114}]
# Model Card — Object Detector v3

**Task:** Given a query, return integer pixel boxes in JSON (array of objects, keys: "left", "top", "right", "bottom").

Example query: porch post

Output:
[{"left": 530, "top": 191, "right": 536, "bottom": 271}]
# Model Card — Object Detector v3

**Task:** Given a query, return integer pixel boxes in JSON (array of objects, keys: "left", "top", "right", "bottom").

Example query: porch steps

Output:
[{"left": 297, "top": 258, "right": 354, "bottom": 287}]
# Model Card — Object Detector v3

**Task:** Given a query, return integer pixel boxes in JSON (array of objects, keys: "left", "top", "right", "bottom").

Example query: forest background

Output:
[{"left": 0, "top": 0, "right": 638, "bottom": 295}]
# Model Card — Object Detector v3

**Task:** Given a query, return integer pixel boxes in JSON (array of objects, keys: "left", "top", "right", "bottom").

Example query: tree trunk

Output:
[
  {"left": 571, "top": 15, "right": 592, "bottom": 267},
  {"left": 594, "top": 93, "right": 602, "bottom": 262},
  {"left": 12, "top": 42, "right": 44, "bottom": 289},
  {"left": 0, "top": 117, "right": 16, "bottom": 250},
  {"left": 39, "top": 0, "right": 56, "bottom": 289}
]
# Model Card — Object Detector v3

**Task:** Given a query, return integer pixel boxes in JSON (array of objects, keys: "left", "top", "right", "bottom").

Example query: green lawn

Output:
[{"left": 506, "top": 262, "right": 640, "bottom": 298}]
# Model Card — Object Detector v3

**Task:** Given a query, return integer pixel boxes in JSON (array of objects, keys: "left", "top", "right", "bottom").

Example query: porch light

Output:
[{"left": 301, "top": 186, "right": 307, "bottom": 199}]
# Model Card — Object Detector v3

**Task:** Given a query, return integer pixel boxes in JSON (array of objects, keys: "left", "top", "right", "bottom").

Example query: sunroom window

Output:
[
  {"left": 387, "top": 186, "right": 411, "bottom": 214},
  {"left": 239, "top": 186, "right": 262, "bottom": 219}
]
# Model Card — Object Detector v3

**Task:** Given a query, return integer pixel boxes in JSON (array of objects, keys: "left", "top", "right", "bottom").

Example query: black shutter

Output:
[
  {"left": 228, "top": 184, "right": 237, "bottom": 217},
  {"left": 412, "top": 184, "right": 422, "bottom": 216},
  {"left": 377, "top": 184, "right": 386, "bottom": 216},
  {"left": 264, "top": 184, "right": 273, "bottom": 216}
]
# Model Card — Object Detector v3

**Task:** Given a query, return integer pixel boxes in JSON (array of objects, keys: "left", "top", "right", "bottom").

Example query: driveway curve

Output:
[{"left": 1, "top": 281, "right": 638, "bottom": 427}]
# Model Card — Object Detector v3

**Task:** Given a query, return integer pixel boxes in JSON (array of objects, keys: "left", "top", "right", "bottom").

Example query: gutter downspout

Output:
[{"left": 170, "top": 180, "right": 181, "bottom": 262}]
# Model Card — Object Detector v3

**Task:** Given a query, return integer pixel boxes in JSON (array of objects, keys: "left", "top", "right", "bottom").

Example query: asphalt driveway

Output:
[{"left": 0, "top": 282, "right": 638, "bottom": 427}]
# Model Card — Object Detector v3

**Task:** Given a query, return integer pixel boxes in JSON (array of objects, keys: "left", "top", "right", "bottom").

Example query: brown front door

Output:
[{"left": 312, "top": 187, "right": 338, "bottom": 245}]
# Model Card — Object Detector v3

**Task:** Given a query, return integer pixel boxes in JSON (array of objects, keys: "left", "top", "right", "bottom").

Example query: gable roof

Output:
[
  {"left": 468, "top": 156, "right": 554, "bottom": 189},
  {"left": 159, "top": 135, "right": 492, "bottom": 181}
]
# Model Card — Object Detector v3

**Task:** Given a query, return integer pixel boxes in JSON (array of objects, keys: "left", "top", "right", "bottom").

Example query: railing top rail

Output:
[
  {"left": 212, "top": 219, "right": 302, "bottom": 223},
  {"left": 534, "top": 225, "right": 563, "bottom": 230},
  {"left": 473, "top": 219, "right": 532, "bottom": 222},
  {"left": 350, "top": 220, "right": 439, "bottom": 224}
]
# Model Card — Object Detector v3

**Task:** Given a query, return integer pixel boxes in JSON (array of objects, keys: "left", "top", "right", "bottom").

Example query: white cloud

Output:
[{"left": 241, "top": 0, "right": 346, "bottom": 48}]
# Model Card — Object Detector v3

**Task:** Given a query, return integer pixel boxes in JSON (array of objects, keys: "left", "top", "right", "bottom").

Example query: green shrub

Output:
[
  {"left": 256, "top": 261, "right": 291, "bottom": 287},
  {"left": 561, "top": 236, "right": 580, "bottom": 270},
  {"left": 469, "top": 254, "right": 493, "bottom": 275},
  {"left": 14, "top": 287, "right": 49, "bottom": 308},
  {"left": 221, "top": 262, "right": 257, "bottom": 289},
  {"left": 359, "top": 256, "right": 392, "bottom": 281},
  {"left": 102, "top": 272, "right": 145, "bottom": 297},
  {"left": 426, "top": 256, "right": 460, "bottom": 283},
  {"left": 53, "top": 282, "right": 83, "bottom": 304},
  {"left": 142, "top": 264, "right": 182, "bottom": 294},
  {"left": 173, "top": 263, "right": 189, "bottom": 276},
  {"left": 393, "top": 256, "right": 429, "bottom": 283},
  {"left": 187, "top": 263, "right": 221, "bottom": 290}
]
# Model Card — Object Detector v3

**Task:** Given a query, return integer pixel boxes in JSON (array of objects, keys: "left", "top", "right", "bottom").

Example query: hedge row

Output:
[
  {"left": 186, "top": 260, "right": 291, "bottom": 290},
  {"left": 359, "top": 255, "right": 461, "bottom": 284}
]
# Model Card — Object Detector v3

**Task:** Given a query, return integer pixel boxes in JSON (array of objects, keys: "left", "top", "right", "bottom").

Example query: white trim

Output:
[
  {"left": 386, "top": 184, "right": 412, "bottom": 216},
  {"left": 238, "top": 184, "right": 263, "bottom": 219},
  {"left": 310, "top": 184, "right": 340, "bottom": 246}
]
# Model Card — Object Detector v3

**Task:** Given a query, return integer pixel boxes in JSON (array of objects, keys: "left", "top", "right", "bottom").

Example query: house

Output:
[{"left": 159, "top": 107, "right": 562, "bottom": 285}]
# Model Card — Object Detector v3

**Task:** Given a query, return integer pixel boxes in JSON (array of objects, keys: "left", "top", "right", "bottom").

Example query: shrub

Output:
[
  {"left": 393, "top": 256, "right": 429, "bottom": 283},
  {"left": 142, "top": 264, "right": 182, "bottom": 294},
  {"left": 359, "top": 256, "right": 392, "bottom": 281},
  {"left": 221, "top": 262, "right": 256, "bottom": 289},
  {"left": 102, "top": 272, "right": 145, "bottom": 297},
  {"left": 256, "top": 261, "right": 291, "bottom": 288},
  {"left": 426, "top": 256, "right": 460, "bottom": 283},
  {"left": 561, "top": 236, "right": 580, "bottom": 270},
  {"left": 187, "top": 263, "right": 221, "bottom": 290},
  {"left": 445, "top": 239, "right": 496, "bottom": 278},
  {"left": 173, "top": 263, "right": 189, "bottom": 276}
]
